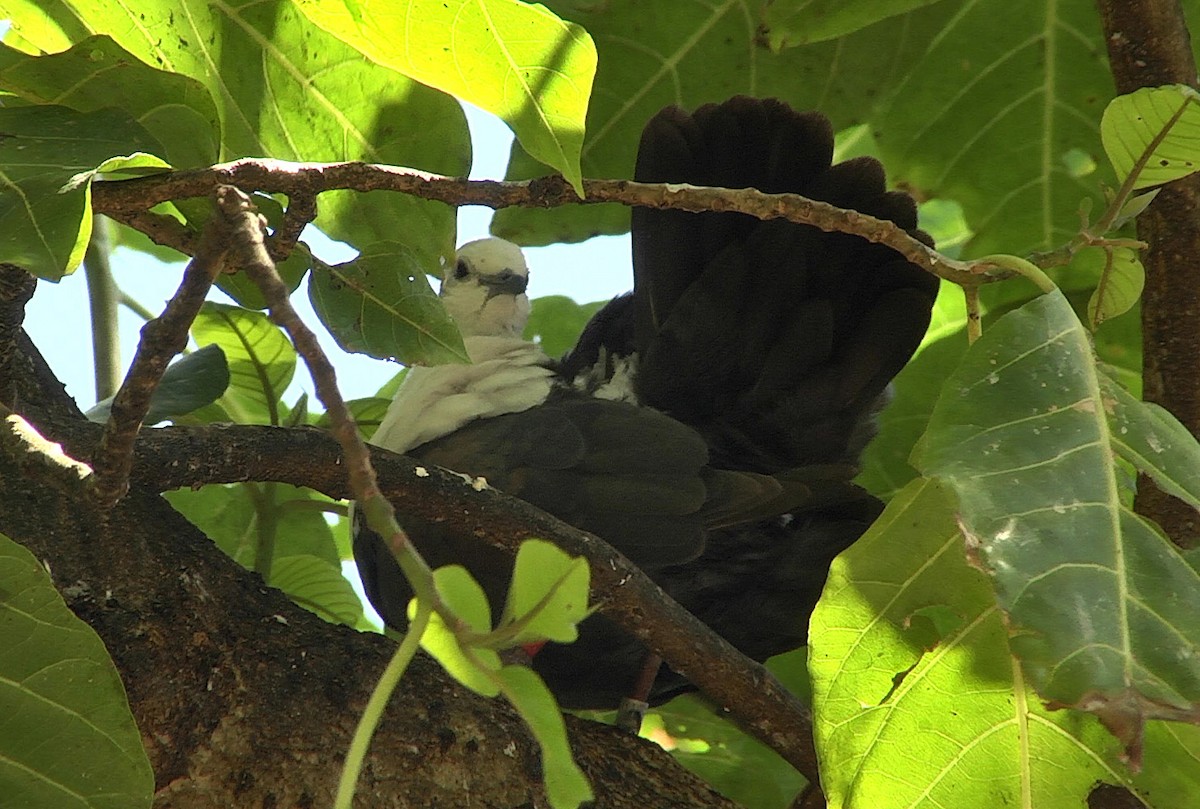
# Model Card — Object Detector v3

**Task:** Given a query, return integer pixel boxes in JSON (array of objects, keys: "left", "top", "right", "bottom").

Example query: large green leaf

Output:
[
  {"left": 491, "top": 0, "right": 943, "bottom": 245},
  {"left": 914, "top": 291, "right": 1200, "bottom": 754},
  {"left": 868, "top": 0, "right": 1116, "bottom": 258},
  {"left": 294, "top": 0, "right": 595, "bottom": 193},
  {"left": 0, "top": 105, "right": 167, "bottom": 279},
  {"left": 308, "top": 243, "right": 467, "bottom": 366},
  {"left": 166, "top": 483, "right": 340, "bottom": 569},
  {"left": 190, "top": 302, "right": 296, "bottom": 425},
  {"left": 0, "top": 534, "right": 154, "bottom": 809},
  {"left": 762, "top": 0, "right": 945, "bottom": 49},
  {"left": 269, "top": 554, "right": 365, "bottom": 627},
  {"left": 0, "top": 0, "right": 467, "bottom": 269},
  {"left": 810, "top": 478, "right": 1160, "bottom": 808},
  {"left": 0, "top": 36, "right": 220, "bottom": 168},
  {"left": 494, "top": 0, "right": 1114, "bottom": 261}
]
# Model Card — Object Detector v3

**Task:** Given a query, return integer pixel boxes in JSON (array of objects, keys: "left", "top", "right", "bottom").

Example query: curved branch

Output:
[
  {"left": 90, "top": 158, "right": 990, "bottom": 287},
  {"left": 44, "top": 417, "right": 821, "bottom": 785}
]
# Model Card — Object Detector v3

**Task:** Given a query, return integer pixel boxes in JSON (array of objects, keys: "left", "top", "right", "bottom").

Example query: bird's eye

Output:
[{"left": 454, "top": 259, "right": 470, "bottom": 280}]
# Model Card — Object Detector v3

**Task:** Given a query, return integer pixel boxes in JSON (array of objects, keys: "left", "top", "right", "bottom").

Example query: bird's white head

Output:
[{"left": 440, "top": 237, "right": 531, "bottom": 337}]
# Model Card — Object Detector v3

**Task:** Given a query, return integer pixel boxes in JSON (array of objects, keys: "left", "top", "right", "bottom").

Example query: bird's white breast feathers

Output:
[{"left": 370, "top": 335, "right": 554, "bottom": 455}]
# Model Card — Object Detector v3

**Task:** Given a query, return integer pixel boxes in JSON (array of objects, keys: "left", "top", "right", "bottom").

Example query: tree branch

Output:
[
  {"left": 1098, "top": 0, "right": 1200, "bottom": 551},
  {"left": 90, "top": 159, "right": 992, "bottom": 287},
  {"left": 88, "top": 198, "right": 231, "bottom": 506},
  {"left": 41, "top": 416, "right": 822, "bottom": 787}
]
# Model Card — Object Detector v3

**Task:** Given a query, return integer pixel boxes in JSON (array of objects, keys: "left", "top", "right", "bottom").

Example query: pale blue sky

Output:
[{"left": 25, "top": 103, "right": 633, "bottom": 409}]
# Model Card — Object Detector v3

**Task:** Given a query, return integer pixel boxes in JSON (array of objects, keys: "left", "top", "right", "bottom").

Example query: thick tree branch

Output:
[
  {"left": 89, "top": 159, "right": 988, "bottom": 287},
  {"left": 38, "top": 416, "right": 821, "bottom": 787},
  {"left": 1098, "top": 0, "right": 1200, "bottom": 550}
]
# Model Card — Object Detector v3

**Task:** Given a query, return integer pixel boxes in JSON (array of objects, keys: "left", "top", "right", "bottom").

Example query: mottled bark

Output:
[{"left": 1098, "top": 0, "right": 1200, "bottom": 549}]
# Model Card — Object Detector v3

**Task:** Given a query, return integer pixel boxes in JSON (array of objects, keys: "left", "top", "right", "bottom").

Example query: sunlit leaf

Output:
[
  {"left": 0, "top": 0, "right": 466, "bottom": 269},
  {"left": 811, "top": 478, "right": 1149, "bottom": 807},
  {"left": 498, "top": 666, "right": 593, "bottom": 808},
  {"left": 1101, "top": 85, "right": 1200, "bottom": 191},
  {"left": 294, "top": 0, "right": 595, "bottom": 193},
  {"left": 0, "top": 534, "right": 154, "bottom": 809},
  {"left": 1074, "top": 245, "right": 1145, "bottom": 327},
  {"left": 0, "top": 105, "right": 166, "bottom": 279},
  {"left": 412, "top": 566, "right": 501, "bottom": 696},
  {"left": 502, "top": 539, "right": 589, "bottom": 645}
]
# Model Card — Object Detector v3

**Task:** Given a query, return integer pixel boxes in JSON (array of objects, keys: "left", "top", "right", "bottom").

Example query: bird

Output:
[{"left": 353, "top": 96, "right": 938, "bottom": 711}]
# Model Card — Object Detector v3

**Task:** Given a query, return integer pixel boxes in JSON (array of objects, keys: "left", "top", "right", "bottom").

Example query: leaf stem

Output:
[
  {"left": 84, "top": 214, "right": 121, "bottom": 401},
  {"left": 334, "top": 600, "right": 432, "bottom": 809}
]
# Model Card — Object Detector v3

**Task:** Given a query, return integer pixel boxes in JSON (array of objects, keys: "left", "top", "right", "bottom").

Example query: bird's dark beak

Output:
[{"left": 481, "top": 269, "right": 528, "bottom": 298}]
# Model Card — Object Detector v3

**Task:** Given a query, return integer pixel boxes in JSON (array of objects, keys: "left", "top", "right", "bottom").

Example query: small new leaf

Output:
[
  {"left": 410, "top": 566, "right": 502, "bottom": 697},
  {"left": 1101, "top": 84, "right": 1200, "bottom": 191},
  {"left": 502, "top": 539, "right": 590, "bottom": 645}
]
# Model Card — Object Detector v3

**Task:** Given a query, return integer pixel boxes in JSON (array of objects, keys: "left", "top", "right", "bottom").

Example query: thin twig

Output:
[
  {"left": 268, "top": 193, "right": 317, "bottom": 262},
  {"left": 90, "top": 159, "right": 990, "bottom": 287},
  {"left": 88, "top": 199, "right": 230, "bottom": 506}
]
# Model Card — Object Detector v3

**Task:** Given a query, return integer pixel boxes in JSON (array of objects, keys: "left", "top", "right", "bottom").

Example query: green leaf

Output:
[
  {"left": 0, "top": 0, "right": 466, "bottom": 266},
  {"left": 762, "top": 0, "right": 945, "bottom": 50},
  {"left": 1076, "top": 246, "right": 1144, "bottom": 327},
  {"left": 165, "top": 483, "right": 340, "bottom": 569},
  {"left": 498, "top": 666, "right": 593, "bottom": 809},
  {"left": 0, "top": 533, "right": 154, "bottom": 809},
  {"left": 314, "top": 397, "right": 392, "bottom": 441},
  {"left": 190, "top": 303, "right": 296, "bottom": 425},
  {"left": 858, "top": 281, "right": 967, "bottom": 499},
  {"left": 502, "top": 539, "right": 589, "bottom": 645},
  {"left": 309, "top": 243, "right": 467, "bottom": 366},
  {"left": 652, "top": 694, "right": 806, "bottom": 809},
  {"left": 1102, "top": 373, "right": 1200, "bottom": 513},
  {"left": 810, "top": 478, "right": 1151, "bottom": 808},
  {"left": 523, "top": 296, "right": 606, "bottom": 359},
  {"left": 1101, "top": 85, "right": 1200, "bottom": 191},
  {"left": 268, "top": 554, "right": 364, "bottom": 628},
  {"left": 0, "top": 105, "right": 167, "bottom": 279},
  {"left": 914, "top": 291, "right": 1200, "bottom": 753},
  {"left": 502, "top": 0, "right": 934, "bottom": 244},
  {"left": 413, "top": 566, "right": 502, "bottom": 697},
  {"left": 294, "top": 0, "right": 596, "bottom": 193},
  {"left": 85, "top": 343, "right": 230, "bottom": 424},
  {"left": 0, "top": 36, "right": 220, "bottom": 167}
]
